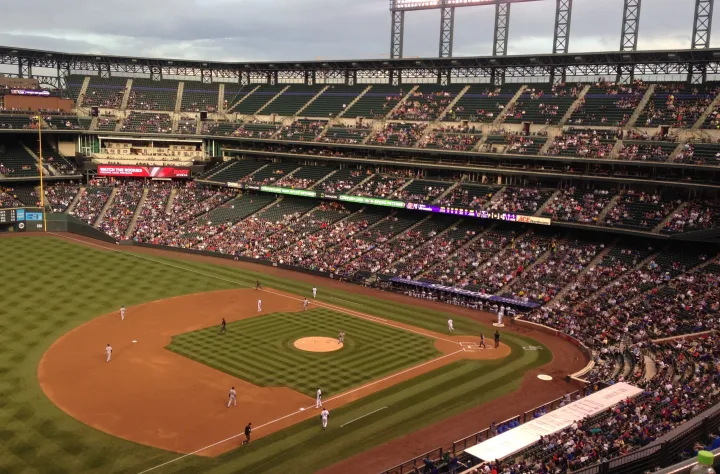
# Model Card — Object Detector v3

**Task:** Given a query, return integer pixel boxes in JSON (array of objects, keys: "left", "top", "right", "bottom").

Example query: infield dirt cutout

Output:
[
  {"left": 38, "top": 288, "right": 509, "bottom": 456},
  {"left": 294, "top": 336, "right": 344, "bottom": 352}
]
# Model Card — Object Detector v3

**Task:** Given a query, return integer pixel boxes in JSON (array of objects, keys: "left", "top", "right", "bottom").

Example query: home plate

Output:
[{"left": 537, "top": 374, "right": 553, "bottom": 381}]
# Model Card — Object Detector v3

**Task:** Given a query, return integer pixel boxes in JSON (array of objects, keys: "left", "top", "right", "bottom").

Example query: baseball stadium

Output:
[{"left": 1, "top": 0, "right": 720, "bottom": 473}]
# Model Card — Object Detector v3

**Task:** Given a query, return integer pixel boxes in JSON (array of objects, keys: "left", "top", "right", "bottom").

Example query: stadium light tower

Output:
[
  {"left": 692, "top": 0, "right": 714, "bottom": 49},
  {"left": 389, "top": 0, "right": 545, "bottom": 59}
]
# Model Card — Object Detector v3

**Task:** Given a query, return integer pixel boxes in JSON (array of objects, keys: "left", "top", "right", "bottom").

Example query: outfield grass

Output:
[
  {"left": 0, "top": 236, "right": 550, "bottom": 474},
  {"left": 168, "top": 308, "right": 439, "bottom": 396}
]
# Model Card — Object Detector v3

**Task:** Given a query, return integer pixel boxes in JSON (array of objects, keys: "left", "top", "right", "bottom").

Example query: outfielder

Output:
[
  {"left": 105, "top": 343, "right": 112, "bottom": 362},
  {"left": 120, "top": 306, "right": 126, "bottom": 321},
  {"left": 448, "top": 318, "right": 454, "bottom": 332},
  {"left": 321, "top": 408, "right": 330, "bottom": 430},
  {"left": 227, "top": 386, "right": 237, "bottom": 407},
  {"left": 312, "top": 287, "right": 317, "bottom": 298},
  {"left": 219, "top": 318, "right": 227, "bottom": 334},
  {"left": 257, "top": 299, "right": 262, "bottom": 312},
  {"left": 316, "top": 387, "right": 322, "bottom": 408}
]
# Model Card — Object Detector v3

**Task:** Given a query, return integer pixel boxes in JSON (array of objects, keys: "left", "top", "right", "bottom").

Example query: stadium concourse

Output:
[{"left": 2, "top": 73, "right": 720, "bottom": 473}]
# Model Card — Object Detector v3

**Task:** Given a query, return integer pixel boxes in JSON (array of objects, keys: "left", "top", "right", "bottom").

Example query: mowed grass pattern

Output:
[
  {"left": 167, "top": 308, "right": 439, "bottom": 396},
  {"left": 0, "top": 235, "right": 551, "bottom": 474}
]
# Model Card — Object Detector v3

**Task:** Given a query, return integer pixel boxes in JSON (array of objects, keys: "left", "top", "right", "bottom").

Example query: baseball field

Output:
[{"left": 0, "top": 233, "right": 586, "bottom": 474}]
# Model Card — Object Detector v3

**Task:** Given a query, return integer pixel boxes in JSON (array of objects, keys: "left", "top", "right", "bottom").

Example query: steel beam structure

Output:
[
  {"left": 439, "top": 5, "right": 455, "bottom": 58},
  {"left": 620, "top": 0, "right": 642, "bottom": 51},
  {"left": 553, "top": 0, "right": 572, "bottom": 54},
  {"left": 389, "top": 0, "right": 541, "bottom": 12},
  {"left": 391, "top": 10, "right": 405, "bottom": 59},
  {"left": 692, "top": 0, "right": 714, "bottom": 49},
  {"left": 493, "top": 2, "right": 511, "bottom": 56}
]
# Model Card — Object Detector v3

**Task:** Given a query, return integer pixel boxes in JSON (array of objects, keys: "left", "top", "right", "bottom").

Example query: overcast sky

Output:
[{"left": 0, "top": 0, "right": 712, "bottom": 62}]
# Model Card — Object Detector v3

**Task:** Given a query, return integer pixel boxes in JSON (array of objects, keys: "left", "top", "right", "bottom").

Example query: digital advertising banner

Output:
[{"left": 98, "top": 166, "right": 190, "bottom": 178}]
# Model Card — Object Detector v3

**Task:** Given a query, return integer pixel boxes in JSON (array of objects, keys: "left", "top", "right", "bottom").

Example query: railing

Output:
[{"left": 378, "top": 447, "right": 443, "bottom": 474}]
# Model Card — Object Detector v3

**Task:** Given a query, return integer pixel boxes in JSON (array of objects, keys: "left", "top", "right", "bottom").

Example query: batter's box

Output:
[{"left": 460, "top": 342, "right": 492, "bottom": 351}]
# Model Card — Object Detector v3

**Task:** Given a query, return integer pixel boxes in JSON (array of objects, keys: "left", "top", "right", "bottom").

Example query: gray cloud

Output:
[{"left": 0, "top": 0, "right": 710, "bottom": 62}]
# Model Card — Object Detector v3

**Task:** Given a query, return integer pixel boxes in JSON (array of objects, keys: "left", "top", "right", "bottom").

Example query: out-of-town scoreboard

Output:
[{"left": 0, "top": 208, "right": 44, "bottom": 231}]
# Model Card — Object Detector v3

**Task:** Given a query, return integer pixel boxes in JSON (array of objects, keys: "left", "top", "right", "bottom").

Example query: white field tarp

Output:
[{"left": 464, "top": 382, "right": 644, "bottom": 462}]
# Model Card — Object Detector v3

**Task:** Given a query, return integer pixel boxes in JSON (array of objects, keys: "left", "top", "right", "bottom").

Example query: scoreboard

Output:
[{"left": 0, "top": 208, "right": 44, "bottom": 231}]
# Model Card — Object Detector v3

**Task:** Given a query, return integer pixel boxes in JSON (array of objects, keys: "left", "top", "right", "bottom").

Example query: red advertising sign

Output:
[{"left": 97, "top": 166, "right": 190, "bottom": 178}]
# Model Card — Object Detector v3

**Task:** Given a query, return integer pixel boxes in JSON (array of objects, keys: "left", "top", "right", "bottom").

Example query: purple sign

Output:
[
  {"left": 404, "top": 202, "right": 551, "bottom": 226},
  {"left": 10, "top": 89, "right": 51, "bottom": 97}
]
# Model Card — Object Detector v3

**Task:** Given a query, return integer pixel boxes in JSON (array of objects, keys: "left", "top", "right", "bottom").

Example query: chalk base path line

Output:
[
  {"left": 136, "top": 348, "right": 463, "bottom": 474},
  {"left": 341, "top": 406, "right": 389, "bottom": 428}
]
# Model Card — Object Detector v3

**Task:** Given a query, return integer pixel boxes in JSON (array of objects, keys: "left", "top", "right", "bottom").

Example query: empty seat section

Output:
[
  {"left": 0, "top": 142, "right": 39, "bottom": 177},
  {"left": 121, "top": 112, "right": 172, "bottom": 133},
  {"left": 82, "top": 77, "right": 128, "bottom": 109},
  {"left": 45, "top": 116, "right": 91, "bottom": 130},
  {"left": 301, "top": 85, "right": 368, "bottom": 117},
  {"left": 343, "top": 85, "right": 404, "bottom": 119},
  {"left": 212, "top": 160, "right": 267, "bottom": 183},
  {"left": 234, "top": 85, "right": 286, "bottom": 115},
  {"left": 127, "top": 79, "right": 180, "bottom": 111},
  {"left": 263, "top": 85, "right": 325, "bottom": 116},
  {"left": 181, "top": 82, "right": 219, "bottom": 112}
]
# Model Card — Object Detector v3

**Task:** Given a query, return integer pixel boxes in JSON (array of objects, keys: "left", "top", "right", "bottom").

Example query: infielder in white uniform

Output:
[
  {"left": 120, "top": 306, "right": 126, "bottom": 321},
  {"left": 321, "top": 408, "right": 330, "bottom": 430},
  {"left": 303, "top": 298, "right": 309, "bottom": 311},
  {"left": 105, "top": 344, "right": 112, "bottom": 362},
  {"left": 448, "top": 318, "right": 454, "bottom": 332},
  {"left": 316, "top": 388, "right": 322, "bottom": 408},
  {"left": 227, "top": 386, "right": 237, "bottom": 407},
  {"left": 312, "top": 287, "right": 317, "bottom": 298},
  {"left": 257, "top": 299, "right": 262, "bottom": 312}
]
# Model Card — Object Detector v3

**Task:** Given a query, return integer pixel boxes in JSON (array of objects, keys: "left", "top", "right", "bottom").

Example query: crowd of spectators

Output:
[
  {"left": 70, "top": 183, "right": 112, "bottom": 224},
  {"left": 662, "top": 201, "right": 720, "bottom": 234},
  {"left": 44, "top": 183, "right": 80, "bottom": 212},
  {"left": 367, "top": 122, "right": 426, "bottom": 147},
  {"left": 545, "top": 129, "right": 615, "bottom": 159},
  {"left": 132, "top": 182, "right": 176, "bottom": 241},
  {"left": 487, "top": 187, "right": 553, "bottom": 216},
  {"left": 543, "top": 188, "right": 613, "bottom": 224},
  {"left": 390, "top": 90, "right": 454, "bottom": 121},
  {"left": 97, "top": 181, "right": 144, "bottom": 240}
]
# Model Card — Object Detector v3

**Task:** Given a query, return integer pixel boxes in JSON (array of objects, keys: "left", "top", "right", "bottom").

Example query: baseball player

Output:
[
  {"left": 227, "top": 386, "right": 237, "bottom": 407},
  {"left": 105, "top": 344, "right": 112, "bottom": 362},
  {"left": 257, "top": 299, "right": 262, "bottom": 312},
  {"left": 321, "top": 408, "right": 330, "bottom": 430},
  {"left": 243, "top": 422, "right": 252, "bottom": 445},
  {"left": 338, "top": 331, "right": 345, "bottom": 344},
  {"left": 312, "top": 287, "right": 317, "bottom": 298},
  {"left": 480, "top": 333, "right": 486, "bottom": 348},
  {"left": 219, "top": 318, "right": 227, "bottom": 334},
  {"left": 316, "top": 387, "right": 322, "bottom": 408},
  {"left": 448, "top": 318, "right": 454, "bottom": 332},
  {"left": 255, "top": 280, "right": 261, "bottom": 290},
  {"left": 303, "top": 298, "right": 309, "bottom": 311},
  {"left": 494, "top": 330, "right": 501, "bottom": 348},
  {"left": 120, "top": 306, "right": 126, "bottom": 321}
]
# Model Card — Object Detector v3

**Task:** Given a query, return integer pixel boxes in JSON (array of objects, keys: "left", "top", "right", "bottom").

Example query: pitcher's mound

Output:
[{"left": 294, "top": 337, "right": 343, "bottom": 352}]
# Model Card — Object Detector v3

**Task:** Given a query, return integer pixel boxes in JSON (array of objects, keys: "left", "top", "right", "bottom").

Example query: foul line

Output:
[
  {"left": 136, "top": 349, "right": 462, "bottom": 474},
  {"left": 46, "top": 234, "right": 466, "bottom": 472},
  {"left": 340, "top": 406, "right": 389, "bottom": 428}
]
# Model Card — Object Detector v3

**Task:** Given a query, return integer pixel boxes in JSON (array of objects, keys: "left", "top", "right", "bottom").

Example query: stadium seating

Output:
[
  {"left": 240, "top": 162, "right": 297, "bottom": 185},
  {"left": 317, "top": 168, "right": 370, "bottom": 194},
  {"left": 127, "top": 79, "right": 180, "bottom": 111},
  {"left": 210, "top": 160, "right": 267, "bottom": 183},
  {"left": 121, "top": 112, "right": 173, "bottom": 134},
  {"left": 262, "top": 85, "right": 325, "bottom": 117},
  {"left": 444, "top": 83, "right": 522, "bottom": 123},
  {"left": 0, "top": 114, "right": 36, "bottom": 130},
  {"left": 44, "top": 115, "right": 91, "bottom": 131},
  {"left": 176, "top": 117, "right": 197, "bottom": 135},
  {"left": 45, "top": 184, "right": 80, "bottom": 212},
  {"left": 351, "top": 174, "right": 409, "bottom": 198},
  {"left": 26, "top": 142, "right": 77, "bottom": 175},
  {"left": 542, "top": 187, "right": 614, "bottom": 224},
  {"left": 675, "top": 142, "right": 720, "bottom": 165},
  {"left": 278, "top": 119, "right": 327, "bottom": 141},
  {"left": 2, "top": 185, "right": 39, "bottom": 207},
  {"left": 70, "top": 186, "right": 112, "bottom": 224},
  {"left": 567, "top": 80, "right": 648, "bottom": 127},
  {"left": 367, "top": 122, "right": 426, "bottom": 147},
  {"left": 342, "top": 85, "right": 405, "bottom": 119},
  {"left": 438, "top": 183, "right": 500, "bottom": 209},
  {"left": 393, "top": 179, "right": 450, "bottom": 203},
  {"left": 545, "top": 128, "right": 616, "bottom": 158},
  {"left": 66, "top": 75, "right": 86, "bottom": 102},
  {"left": 0, "top": 141, "right": 39, "bottom": 177},
  {"left": 223, "top": 84, "right": 255, "bottom": 111},
  {"left": 487, "top": 187, "right": 555, "bottom": 216},
  {"left": 390, "top": 85, "right": 465, "bottom": 121},
  {"left": 98, "top": 182, "right": 144, "bottom": 239},
  {"left": 276, "top": 165, "right": 335, "bottom": 189},
  {"left": 233, "top": 85, "right": 287, "bottom": 115},
  {"left": 637, "top": 82, "right": 719, "bottom": 128},
  {"left": 603, "top": 190, "right": 679, "bottom": 230},
  {"left": 617, "top": 140, "right": 677, "bottom": 162},
  {"left": 419, "top": 125, "right": 482, "bottom": 151},
  {"left": 201, "top": 120, "right": 242, "bottom": 137},
  {"left": 82, "top": 77, "right": 128, "bottom": 109},
  {"left": 180, "top": 83, "right": 219, "bottom": 113},
  {"left": 504, "top": 83, "right": 580, "bottom": 125},
  {"left": 97, "top": 117, "right": 118, "bottom": 131},
  {"left": 319, "top": 124, "right": 371, "bottom": 144},
  {"left": 301, "top": 85, "right": 368, "bottom": 117}
]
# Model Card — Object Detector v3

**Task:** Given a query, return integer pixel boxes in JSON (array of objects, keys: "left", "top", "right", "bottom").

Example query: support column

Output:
[
  {"left": 439, "top": 6, "right": 455, "bottom": 58},
  {"left": 18, "top": 57, "right": 32, "bottom": 78},
  {"left": 99, "top": 63, "right": 111, "bottom": 79},
  {"left": 620, "top": 0, "right": 642, "bottom": 51},
  {"left": 553, "top": 0, "right": 572, "bottom": 54},
  {"left": 692, "top": 0, "right": 714, "bottom": 49},
  {"left": 493, "top": 3, "right": 511, "bottom": 56},
  {"left": 390, "top": 10, "right": 405, "bottom": 59},
  {"left": 201, "top": 69, "right": 212, "bottom": 84}
]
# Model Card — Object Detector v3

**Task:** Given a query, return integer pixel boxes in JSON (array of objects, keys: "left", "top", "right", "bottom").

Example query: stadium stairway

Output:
[
  {"left": 93, "top": 187, "right": 118, "bottom": 228},
  {"left": 385, "top": 85, "right": 420, "bottom": 119},
  {"left": 436, "top": 85, "right": 471, "bottom": 121},
  {"left": 692, "top": 91, "right": 720, "bottom": 130},
  {"left": 336, "top": 86, "right": 372, "bottom": 118},
  {"left": 493, "top": 86, "right": 527, "bottom": 125},
  {"left": 255, "top": 85, "right": 291, "bottom": 115},
  {"left": 668, "top": 142, "right": 685, "bottom": 162},
  {"left": 171, "top": 114, "right": 179, "bottom": 134},
  {"left": 120, "top": 79, "right": 133, "bottom": 111},
  {"left": 558, "top": 85, "right": 591, "bottom": 126},
  {"left": 625, "top": 84, "right": 657, "bottom": 128},
  {"left": 597, "top": 194, "right": 622, "bottom": 223},
  {"left": 217, "top": 84, "right": 225, "bottom": 113},
  {"left": 295, "top": 86, "right": 330, "bottom": 116},
  {"left": 535, "top": 189, "right": 562, "bottom": 216},
  {"left": 66, "top": 187, "right": 85, "bottom": 214},
  {"left": 546, "top": 241, "right": 615, "bottom": 306},
  {"left": 538, "top": 128, "right": 562, "bottom": 155},
  {"left": 652, "top": 201, "right": 688, "bottom": 233},
  {"left": 609, "top": 139, "right": 624, "bottom": 159},
  {"left": 226, "top": 85, "right": 261, "bottom": 114},
  {"left": 174, "top": 82, "right": 184, "bottom": 113},
  {"left": 164, "top": 187, "right": 179, "bottom": 213},
  {"left": 124, "top": 188, "right": 149, "bottom": 239},
  {"left": 21, "top": 144, "right": 58, "bottom": 176},
  {"left": 433, "top": 182, "right": 461, "bottom": 204},
  {"left": 76, "top": 77, "right": 91, "bottom": 108},
  {"left": 89, "top": 116, "right": 98, "bottom": 131}
]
